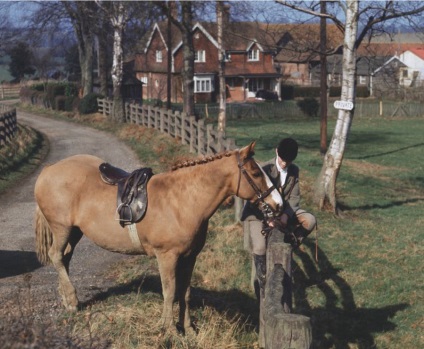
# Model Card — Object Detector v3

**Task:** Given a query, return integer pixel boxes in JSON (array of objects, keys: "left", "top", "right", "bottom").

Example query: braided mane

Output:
[{"left": 171, "top": 150, "right": 234, "bottom": 171}]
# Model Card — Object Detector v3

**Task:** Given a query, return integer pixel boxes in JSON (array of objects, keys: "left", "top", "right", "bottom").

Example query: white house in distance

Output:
[{"left": 398, "top": 48, "right": 424, "bottom": 87}]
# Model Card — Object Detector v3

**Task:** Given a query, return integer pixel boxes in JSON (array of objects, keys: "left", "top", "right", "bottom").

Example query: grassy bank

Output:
[
  {"left": 0, "top": 123, "right": 47, "bottom": 194},
  {"left": 12, "top": 104, "right": 424, "bottom": 348}
]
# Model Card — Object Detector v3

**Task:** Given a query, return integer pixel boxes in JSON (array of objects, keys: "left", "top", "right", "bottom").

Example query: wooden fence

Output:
[
  {"left": 194, "top": 99, "right": 424, "bottom": 120},
  {"left": 0, "top": 105, "right": 18, "bottom": 147},
  {"left": 98, "top": 98, "right": 236, "bottom": 155},
  {"left": 0, "top": 84, "right": 21, "bottom": 99}
]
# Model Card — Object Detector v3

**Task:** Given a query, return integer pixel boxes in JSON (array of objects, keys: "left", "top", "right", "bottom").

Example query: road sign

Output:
[{"left": 334, "top": 100, "right": 354, "bottom": 111}]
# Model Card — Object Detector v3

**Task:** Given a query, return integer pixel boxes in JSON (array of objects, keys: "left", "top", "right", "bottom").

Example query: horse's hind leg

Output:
[{"left": 48, "top": 223, "right": 83, "bottom": 311}]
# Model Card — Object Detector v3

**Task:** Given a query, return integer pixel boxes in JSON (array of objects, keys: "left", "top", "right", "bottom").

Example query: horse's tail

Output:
[{"left": 35, "top": 204, "right": 53, "bottom": 265}]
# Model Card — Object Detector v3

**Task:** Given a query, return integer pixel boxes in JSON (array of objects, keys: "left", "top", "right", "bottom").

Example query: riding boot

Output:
[{"left": 253, "top": 254, "right": 267, "bottom": 289}]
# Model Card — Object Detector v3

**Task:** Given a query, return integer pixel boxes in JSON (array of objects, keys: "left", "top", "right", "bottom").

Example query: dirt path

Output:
[{"left": 0, "top": 109, "right": 140, "bottom": 333}]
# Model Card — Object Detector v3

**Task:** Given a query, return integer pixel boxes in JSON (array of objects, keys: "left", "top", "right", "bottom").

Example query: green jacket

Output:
[{"left": 241, "top": 158, "right": 300, "bottom": 221}]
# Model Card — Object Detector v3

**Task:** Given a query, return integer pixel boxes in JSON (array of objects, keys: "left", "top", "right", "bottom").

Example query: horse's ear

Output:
[{"left": 240, "top": 141, "right": 256, "bottom": 159}]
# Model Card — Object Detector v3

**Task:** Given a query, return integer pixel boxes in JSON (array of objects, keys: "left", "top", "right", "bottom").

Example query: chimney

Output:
[{"left": 216, "top": 3, "right": 230, "bottom": 28}]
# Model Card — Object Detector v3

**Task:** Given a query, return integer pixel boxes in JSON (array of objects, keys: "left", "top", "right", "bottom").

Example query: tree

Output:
[
  {"left": 8, "top": 42, "right": 35, "bottom": 81},
  {"left": 157, "top": 1, "right": 196, "bottom": 118},
  {"left": 62, "top": 1, "right": 97, "bottom": 97},
  {"left": 276, "top": 0, "right": 424, "bottom": 213},
  {"left": 217, "top": 1, "right": 227, "bottom": 133},
  {"left": 95, "top": 1, "right": 131, "bottom": 123}
]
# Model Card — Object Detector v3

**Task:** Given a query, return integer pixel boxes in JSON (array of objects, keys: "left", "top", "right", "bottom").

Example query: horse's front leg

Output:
[
  {"left": 176, "top": 255, "right": 197, "bottom": 332},
  {"left": 156, "top": 251, "right": 179, "bottom": 330}
]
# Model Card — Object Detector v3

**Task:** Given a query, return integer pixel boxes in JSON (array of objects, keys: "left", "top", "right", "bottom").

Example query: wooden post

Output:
[{"left": 258, "top": 229, "right": 312, "bottom": 349}]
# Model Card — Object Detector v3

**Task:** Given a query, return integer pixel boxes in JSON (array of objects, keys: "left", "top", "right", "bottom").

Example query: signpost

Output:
[{"left": 334, "top": 100, "right": 354, "bottom": 111}]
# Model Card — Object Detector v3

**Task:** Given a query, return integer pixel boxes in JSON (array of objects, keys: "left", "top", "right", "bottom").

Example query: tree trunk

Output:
[
  {"left": 314, "top": 0, "right": 358, "bottom": 214},
  {"left": 319, "top": 0, "right": 327, "bottom": 155},
  {"left": 63, "top": 1, "right": 94, "bottom": 98},
  {"left": 97, "top": 15, "right": 109, "bottom": 97},
  {"left": 217, "top": 1, "right": 226, "bottom": 134},
  {"left": 110, "top": 3, "right": 127, "bottom": 123},
  {"left": 181, "top": 2, "right": 195, "bottom": 118}
]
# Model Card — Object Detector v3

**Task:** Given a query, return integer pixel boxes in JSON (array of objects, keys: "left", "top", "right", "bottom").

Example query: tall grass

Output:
[{"left": 0, "top": 124, "right": 47, "bottom": 194}]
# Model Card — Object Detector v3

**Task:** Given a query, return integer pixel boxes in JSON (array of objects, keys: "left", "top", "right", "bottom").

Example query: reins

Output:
[{"left": 235, "top": 151, "right": 278, "bottom": 218}]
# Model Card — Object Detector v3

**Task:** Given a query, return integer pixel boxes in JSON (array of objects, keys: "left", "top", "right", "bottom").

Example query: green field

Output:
[
  {"left": 6, "top": 104, "right": 424, "bottom": 348},
  {"left": 225, "top": 115, "right": 424, "bottom": 348}
]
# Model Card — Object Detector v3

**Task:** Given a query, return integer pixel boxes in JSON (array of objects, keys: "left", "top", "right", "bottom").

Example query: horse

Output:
[{"left": 34, "top": 141, "right": 282, "bottom": 332}]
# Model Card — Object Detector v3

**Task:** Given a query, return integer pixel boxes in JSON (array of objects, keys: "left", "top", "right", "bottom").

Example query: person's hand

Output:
[{"left": 279, "top": 213, "right": 289, "bottom": 228}]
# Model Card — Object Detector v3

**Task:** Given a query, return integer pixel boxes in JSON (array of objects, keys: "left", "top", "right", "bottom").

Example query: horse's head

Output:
[{"left": 234, "top": 141, "right": 283, "bottom": 217}]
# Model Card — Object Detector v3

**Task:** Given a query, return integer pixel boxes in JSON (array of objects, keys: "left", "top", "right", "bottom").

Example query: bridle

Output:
[{"left": 235, "top": 151, "right": 279, "bottom": 218}]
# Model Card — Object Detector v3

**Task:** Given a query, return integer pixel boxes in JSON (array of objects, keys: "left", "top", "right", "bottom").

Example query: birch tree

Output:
[
  {"left": 276, "top": 0, "right": 424, "bottom": 213},
  {"left": 95, "top": 1, "right": 131, "bottom": 123}
]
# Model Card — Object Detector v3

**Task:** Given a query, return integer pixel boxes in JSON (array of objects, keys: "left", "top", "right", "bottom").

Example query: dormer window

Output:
[
  {"left": 195, "top": 50, "right": 206, "bottom": 63},
  {"left": 248, "top": 49, "right": 259, "bottom": 61},
  {"left": 156, "top": 50, "right": 162, "bottom": 63}
]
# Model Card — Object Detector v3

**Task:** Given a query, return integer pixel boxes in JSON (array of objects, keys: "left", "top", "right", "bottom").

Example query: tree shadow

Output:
[
  {"left": 350, "top": 142, "right": 424, "bottom": 160},
  {"left": 292, "top": 241, "right": 408, "bottom": 348},
  {"left": 81, "top": 271, "right": 260, "bottom": 331},
  {"left": 80, "top": 243, "right": 408, "bottom": 348},
  {"left": 339, "top": 196, "right": 424, "bottom": 212},
  {"left": 0, "top": 250, "right": 42, "bottom": 278}
]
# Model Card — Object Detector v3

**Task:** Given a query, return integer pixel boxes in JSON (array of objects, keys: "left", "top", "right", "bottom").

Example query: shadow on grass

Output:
[
  {"left": 293, "top": 241, "right": 409, "bottom": 348},
  {"left": 0, "top": 250, "right": 42, "bottom": 278},
  {"left": 339, "top": 196, "right": 424, "bottom": 211},
  {"left": 351, "top": 142, "right": 424, "bottom": 160},
  {"left": 80, "top": 244, "right": 408, "bottom": 348}
]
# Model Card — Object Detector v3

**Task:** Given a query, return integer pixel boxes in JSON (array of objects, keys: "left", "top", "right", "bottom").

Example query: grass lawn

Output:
[
  {"left": 226, "top": 115, "right": 424, "bottom": 348},
  {"left": 7, "top": 103, "right": 424, "bottom": 348}
]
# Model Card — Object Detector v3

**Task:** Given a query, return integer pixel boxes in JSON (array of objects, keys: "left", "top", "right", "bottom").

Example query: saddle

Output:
[{"left": 99, "top": 162, "right": 154, "bottom": 227}]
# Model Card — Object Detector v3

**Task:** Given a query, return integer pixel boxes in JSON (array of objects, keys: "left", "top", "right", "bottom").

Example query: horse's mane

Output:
[{"left": 171, "top": 150, "right": 234, "bottom": 171}]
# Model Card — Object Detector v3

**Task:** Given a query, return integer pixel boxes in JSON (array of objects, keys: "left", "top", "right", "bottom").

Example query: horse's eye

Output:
[{"left": 252, "top": 171, "right": 262, "bottom": 178}]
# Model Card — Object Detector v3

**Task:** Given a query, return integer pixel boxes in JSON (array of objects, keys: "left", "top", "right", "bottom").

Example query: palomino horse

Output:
[{"left": 34, "top": 141, "right": 282, "bottom": 332}]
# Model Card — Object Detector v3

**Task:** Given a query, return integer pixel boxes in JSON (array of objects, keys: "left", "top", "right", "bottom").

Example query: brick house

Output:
[{"left": 133, "top": 17, "right": 287, "bottom": 103}]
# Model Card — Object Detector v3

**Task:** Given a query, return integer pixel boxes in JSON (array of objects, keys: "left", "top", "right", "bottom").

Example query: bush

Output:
[
  {"left": 281, "top": 85, "right": 295, "bottom": 100},
  {"left": 78, "top": 93, "right": 103, "bottom": 114},
  {"left": 297, "top": 97, "right": 319, "bottom": 117},
  {"left": 294, "top": 86, "right": 321, "bottom": 98}
]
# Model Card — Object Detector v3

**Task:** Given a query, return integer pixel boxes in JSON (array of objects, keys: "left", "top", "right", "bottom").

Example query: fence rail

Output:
[
  {"left": 98, "top": 98, "right": 236, "bottom": 155},
  {"left": 193, "top": 99, "right": 424, "bottom": 120},
  {"left": 0, "top": 105, "right": 18, "bottom": 147},
  {"left": 0, "top": 84, "right": 21, "bottom": 99}
]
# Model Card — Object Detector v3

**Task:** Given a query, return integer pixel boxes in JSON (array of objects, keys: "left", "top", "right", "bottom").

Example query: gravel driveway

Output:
[{"left": 0, "top": 108, "right": 141, "bottom": 343}]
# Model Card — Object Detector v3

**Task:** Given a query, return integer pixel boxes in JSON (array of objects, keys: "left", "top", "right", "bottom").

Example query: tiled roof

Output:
[{"left": 406, "top": 47, "right": 424, "bottom": 60}]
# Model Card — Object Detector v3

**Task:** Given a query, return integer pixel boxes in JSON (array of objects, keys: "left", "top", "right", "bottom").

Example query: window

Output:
[
  {"left": 195, "top": 50, "right": 206, "bottom": 63},
  {"left": 156, "top": 50, "right": 162, "bottom": 62},
  {"left": 194, "top": 76, "right": 214, "bottom": 93},
  {"left": 248, "top": 49, "right": 259, "bottom": 61},
  {"left": 402, "top": 69, "right": 408, "bottom": 78},
  {"left": 140, "top": 77, "right": 148, "bottom": 85},
  {"left": 227, "top": 77, "right": 236, "bottom": 88},
  {"left": 248, "top": 78, "right": 264, "bottom": 92},
  {"left": 224, "top": 52, "right": 231, "bottom": 62}
]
